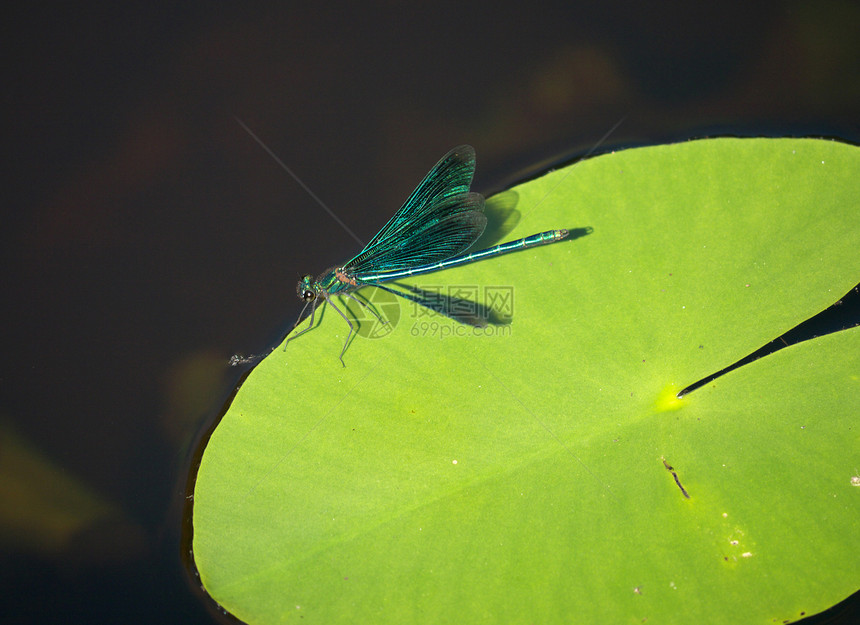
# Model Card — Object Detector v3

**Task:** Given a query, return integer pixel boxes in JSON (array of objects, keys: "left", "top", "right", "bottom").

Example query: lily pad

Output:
[{"left": 192, "top": 138, "right": 860, "bottom": 624}]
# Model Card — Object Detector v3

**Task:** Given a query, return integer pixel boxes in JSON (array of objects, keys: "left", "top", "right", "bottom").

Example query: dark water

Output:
[{"left": 3, "top": 3, "right": 858, "bottom": 623}]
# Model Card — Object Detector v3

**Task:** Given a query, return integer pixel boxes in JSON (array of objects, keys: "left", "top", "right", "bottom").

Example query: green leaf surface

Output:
[{"left": 193, "top": 138, "right": 860, "bottom": 624}]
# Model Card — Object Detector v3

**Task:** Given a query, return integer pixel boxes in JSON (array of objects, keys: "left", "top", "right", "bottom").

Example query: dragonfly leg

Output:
[
  {"left": 284, "top": 299, "right": 317, "bottom": 351},
  {"left": 322, "top": 293, "right": 355, "bottom": 367},
  {"left": 346, "top": 291, "right": 387, "bottom": 325}
]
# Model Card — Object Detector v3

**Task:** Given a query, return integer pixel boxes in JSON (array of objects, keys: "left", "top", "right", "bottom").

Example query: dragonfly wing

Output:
[
  {"left": 349, "top": 193, "right": 487, "bottom": 275},
  {"left": 361, "top": 145, "right": 476, "bottom": 251}
]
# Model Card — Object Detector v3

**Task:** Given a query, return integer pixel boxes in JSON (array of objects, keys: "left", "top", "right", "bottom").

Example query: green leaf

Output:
[{"left": 192, "top": 138, "right": 860, "bottom": 624}]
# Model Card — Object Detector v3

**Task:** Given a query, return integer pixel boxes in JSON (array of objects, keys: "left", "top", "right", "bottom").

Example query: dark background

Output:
[{"left": 2, "top": 2, "right": 858, "bottom": 623}]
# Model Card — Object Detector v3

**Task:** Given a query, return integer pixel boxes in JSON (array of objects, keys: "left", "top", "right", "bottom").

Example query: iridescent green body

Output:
[{"left": 288, "top": 145, "right": 569, "bottom": 365}]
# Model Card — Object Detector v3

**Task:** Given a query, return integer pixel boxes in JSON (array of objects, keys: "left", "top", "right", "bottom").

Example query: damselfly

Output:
[{"left": 288, "top": 145, "right": 568, "bottom": 365}]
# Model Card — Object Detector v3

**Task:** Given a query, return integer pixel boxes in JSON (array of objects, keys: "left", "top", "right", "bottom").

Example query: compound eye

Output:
[{"left": 302, "top": 290, "right": 316, "bottom": 302}]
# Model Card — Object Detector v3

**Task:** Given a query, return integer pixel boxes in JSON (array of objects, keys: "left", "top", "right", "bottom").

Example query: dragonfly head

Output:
[{"left": 297, "top": 275, "right": 317, "bottom": 302}]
